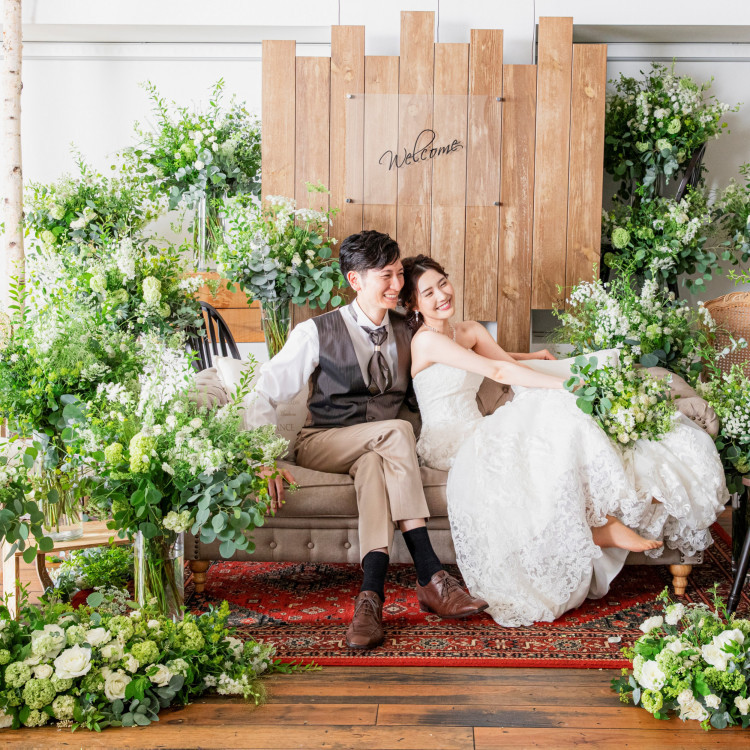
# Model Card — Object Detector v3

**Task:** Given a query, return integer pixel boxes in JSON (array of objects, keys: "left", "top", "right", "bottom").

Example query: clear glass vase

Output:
[
  {"left": 260, "top": 297, "right": 292, "bottom": 359},
  {"left": 40, "top": 471, "right": 83, "bottom": 542},
  {"left": 134, "top": 531, "right": 184, "bottom": 621},
  {"left": 193, "top": 192, "right": 227, "bottom": 271}
]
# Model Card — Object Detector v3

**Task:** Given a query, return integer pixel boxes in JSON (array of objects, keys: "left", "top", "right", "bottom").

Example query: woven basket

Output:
[{"left": 704, "top": 291, "right": 750, "bottom": 376}]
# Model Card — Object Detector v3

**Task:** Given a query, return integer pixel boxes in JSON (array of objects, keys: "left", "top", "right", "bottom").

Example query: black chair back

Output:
[
  {"left": 675, "top": 144, "right": 706, "bottom": 203},
  {"left": 186, "top": 301, "right": 241, "bottom": 371}
]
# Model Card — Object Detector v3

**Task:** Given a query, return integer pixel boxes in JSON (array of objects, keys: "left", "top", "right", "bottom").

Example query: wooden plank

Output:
[
  {"left": 497, "top": 65, "right": 536, "bottom": 353},
  {"left": 363, "top": 56, "right": 400, "bottom": 237},
  {"left": 376, "top": 704, "right": 707, "bottom": 729},
  {"left": 464, "top": 29, "right": 503, "bottom": 321},
  {"left": 294, "top": 56, "right": 331, "bottom": 327},
  {"left": 2, "top": 724, "right": 475, "bottom": 750},
  {"left": 531, "top": 17, "right": 573, "bottom": 310},
  {"left": 261, "top": 40, "right": 296, "bottom": 200},
  {"left": 217, "top": 307, "right": 264, "bottom": 343},
  {"left": 330, "top": 25, "right": 365, "bottom": 253},
  {"left": 431, "top": 42, "right": 469, "bottom": 322},
  {"left": 397, "top": 10, "right": 435, "bottom": 257},
  {"left": 189, "top": 271, "right": 252, "bottom": 308},
  {"left": 475, "top": 726, "right": 744, "bottom": 749},
  {"left": 566, "top": 44, "right": 607, "bottom": 298}
]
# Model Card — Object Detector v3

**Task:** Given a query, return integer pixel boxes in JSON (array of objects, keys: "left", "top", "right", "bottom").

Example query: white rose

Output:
[
  {"left": 665, "top": 603, "right": 685, "bottom": 625},
  {"left": 195, "top": 160, "right": 205, "bottom": 170},
  {"left": 101, "top": 642, "right": 124, "bottom": 662},
  {"left": 0, "top": 709, "right": 12, "bottom": 729},
  {"left": 714, "top": 628, "right": 745, "bottom": 649},
  {"left": 85, "top": 627, "right": 112, "bottom": 647},
  {"left": 735, "top": 696, "right": 750, "bottom": 715},
  {"left": 148, "top": 664, "right": 173, "bottom": 687},
  {"left": 705, "top": 694, "right": 721, "bottom": 709},
  {"left": 680, "top": 698, "right": 709, "bottom": 722},
  {"left": 638, "top": 660, "right": 666, "bottom": 691},
  {"left": 701, "top": 643, "right": 729, "bottom": 671},
  {"left": 34, "top": 663, "right": 53, "bottom": 679},
  {"left": 104, "top": 669, "right": 132, "bottom": 701},
  {"left": 147, "top": 619, "right": 160, "bottom": 629},
  {"left": 123, "top": 654, "right": 140, "bottom": 673},
  {"left": 677, "top": 688, "right": 695, "bottom": 707},
  {"left": 31, "top": 624, "right": 66, "bottom": 659},
  {"left": 639, "top": 616, "right": 664, "bottom": 634},
  {"left": 54, "top": 644, "right": 93, "bottom": 680},
  {"left": 666, "top": 639, "right": 686, "bottom": 654}
]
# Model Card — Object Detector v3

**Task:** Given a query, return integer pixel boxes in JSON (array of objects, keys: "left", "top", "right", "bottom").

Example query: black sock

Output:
[
  {"left": 402, "top": 526, "right": 443, "bottom": 586},
  {"left": 360, "top": 550, "right": 389, "bottom": 602}
]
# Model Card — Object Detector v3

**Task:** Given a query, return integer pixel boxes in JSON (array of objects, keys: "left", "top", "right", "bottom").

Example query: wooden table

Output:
[{"left": 2, "top": 520, "right": 129, "bottom": 618}]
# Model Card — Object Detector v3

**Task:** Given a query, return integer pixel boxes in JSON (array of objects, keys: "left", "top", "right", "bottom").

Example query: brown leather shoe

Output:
[
  {"left": 417, "top": 570, "right": 489, "bottom": 619},
  {"left": 346, "top": 591, "right": 384, "bottom": 649}
]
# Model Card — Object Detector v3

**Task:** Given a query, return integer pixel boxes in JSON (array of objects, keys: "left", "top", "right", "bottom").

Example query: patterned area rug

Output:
[{"left": 187, "top": 524, "right": 749, "bottom": 668}]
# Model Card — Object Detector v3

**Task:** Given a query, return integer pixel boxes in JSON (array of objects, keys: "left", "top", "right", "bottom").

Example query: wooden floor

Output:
[{"left": 2, "top": 510, "right": 745, "bottom": 749}]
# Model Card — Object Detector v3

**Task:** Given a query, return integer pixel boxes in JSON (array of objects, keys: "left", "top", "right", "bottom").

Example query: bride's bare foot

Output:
[{"left": 591, "top": 517, "right": 663, "bottom": 553}]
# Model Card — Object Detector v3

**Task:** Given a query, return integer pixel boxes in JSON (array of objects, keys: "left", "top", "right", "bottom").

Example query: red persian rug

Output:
[{"left": 187, "top": 524, "right": 749, "bottom": 668}]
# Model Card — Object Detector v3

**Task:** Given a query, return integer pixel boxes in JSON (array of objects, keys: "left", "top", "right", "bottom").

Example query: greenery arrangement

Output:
[
  {"left": 51, "top": 545, "right": 134, "bottom": 600},
  {"left": 604, "top": 63, "right": 738, "bottom": 200},
  {"left": 564, "top": 355, "right": 676, "bottom": 446},
  {"left": 697, "top": 365, "right": 750, "bottom": 494},
  {"left": 612, "top": 588, "right": 750, "bottom": 730},
  {"left": 713, "top": 163, "right": 750, "bottom": 268},
  {"left": 0, "top": 591, "right": 299, "bottom": 731},
  {"left": 553, "top": 275, "right": 722, "bottom": 384},
  {"left": 25, "top": 154, "right": 160, "bottom": 249},
  {"left": 217, "top": 187, "right": 345, "bottom": 356}
]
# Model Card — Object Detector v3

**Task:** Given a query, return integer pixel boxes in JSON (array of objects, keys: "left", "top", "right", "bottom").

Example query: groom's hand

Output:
[{"left": 259, "top": 466, "right": 297, "bottom": 515}]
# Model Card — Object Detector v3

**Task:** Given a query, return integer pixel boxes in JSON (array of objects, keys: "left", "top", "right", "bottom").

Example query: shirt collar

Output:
[{"left": 350, "top": 299, "right": 389, "bottom": 329}]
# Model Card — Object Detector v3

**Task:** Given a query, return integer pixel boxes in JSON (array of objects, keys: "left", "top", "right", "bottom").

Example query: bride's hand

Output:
[{"left": 530, "top": 349, "right": 556, "bottom": 361}]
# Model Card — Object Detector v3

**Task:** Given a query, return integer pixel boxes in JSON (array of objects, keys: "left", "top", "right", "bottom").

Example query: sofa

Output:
[{"left": 186, "top": 360, "right": 721, "bottom": 597}]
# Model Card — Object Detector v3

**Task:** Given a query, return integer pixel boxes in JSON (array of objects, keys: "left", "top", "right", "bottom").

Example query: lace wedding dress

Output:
[{"left": 412, "top": 362, "right": 728, "bottom": 627}]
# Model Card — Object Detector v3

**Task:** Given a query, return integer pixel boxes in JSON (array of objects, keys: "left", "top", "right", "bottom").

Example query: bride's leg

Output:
[{"left": 591, "top": 516, "right": 663, "bottom": 552}]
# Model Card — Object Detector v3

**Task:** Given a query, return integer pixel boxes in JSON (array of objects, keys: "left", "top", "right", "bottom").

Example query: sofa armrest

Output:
[
  {"left": 645, "top": 366, "right": 718, "bottom": 437},
  {"left": 188, "top": 367, "right": 229, "bottom": 409}
]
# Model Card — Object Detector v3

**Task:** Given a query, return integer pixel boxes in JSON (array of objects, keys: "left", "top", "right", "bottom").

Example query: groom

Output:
[{"left": 245, "top": 230, "right": 488, "bottom": 649}]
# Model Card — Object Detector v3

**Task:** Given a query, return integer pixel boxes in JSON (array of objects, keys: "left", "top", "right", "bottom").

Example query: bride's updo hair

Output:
[{"left": 400, "top": 255, "right": 449, "bottom": 332}]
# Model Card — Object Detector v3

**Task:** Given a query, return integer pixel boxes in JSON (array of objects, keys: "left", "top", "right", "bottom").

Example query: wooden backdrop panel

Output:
[
  {"left": 566, "top": 44, "right": 607, "bottom": 298},
  {"left": 432, "top": 43, "right": 469, "bottom": 322},
  {"left": 294, "top": 56, "right": 331, "bottom": 326},
  {"left": 464, "top": 29, "right": 503, "bottom": 321},
  {"left": 498, "top": 65, "right": 537, "bottom": 354},
  {"left": 331, "top": 26, "right": 365, "bottom": 254},
  {"left": 262, "top": 40, "right": 296, "bottom": 199},
  {"left": 532, "top": 16, "right": 573, "bottom": 310},
  {"left": 363, "top": 57, "right": 400, "bottom": 238},
  {"left": 397, "top": 11, "right": 435, "bottom": 257}
]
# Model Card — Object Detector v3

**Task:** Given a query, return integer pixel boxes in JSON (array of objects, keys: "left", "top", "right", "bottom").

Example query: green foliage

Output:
[
  {"left": 218, "top": 188, "right": 345, "bottom": 311},
  {"left": 604, "top": 63, "right": 739, "bottom": 201},
  {"left": 52, "top": 545, "right": 134, "bottom": 598}
]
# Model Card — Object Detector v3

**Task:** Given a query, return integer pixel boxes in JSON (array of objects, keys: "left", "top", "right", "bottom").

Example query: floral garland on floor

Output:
[
  {"left": 0, "top": 591, "right": 307, "bottom": 731},
  {"left": 612, "top": 588, "right": 750, "bottom": 729}
]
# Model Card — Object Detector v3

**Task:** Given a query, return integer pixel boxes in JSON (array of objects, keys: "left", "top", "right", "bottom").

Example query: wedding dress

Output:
[{"left": 412, "top": 361, "right": 728, "bottom": 627}]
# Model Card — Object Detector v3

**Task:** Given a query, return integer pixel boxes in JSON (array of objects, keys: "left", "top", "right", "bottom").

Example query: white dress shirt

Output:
[{"left": 244, "top": 300, "right": 399, "bottom": 428}]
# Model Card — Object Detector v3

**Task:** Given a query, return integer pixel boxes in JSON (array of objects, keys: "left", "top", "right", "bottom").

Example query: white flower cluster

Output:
[
  {"left": 114, "top": 238, "right": 138, "bottom": 282},
  {"left": 136, "top": 333, "right": 194, "bottom": 417}
]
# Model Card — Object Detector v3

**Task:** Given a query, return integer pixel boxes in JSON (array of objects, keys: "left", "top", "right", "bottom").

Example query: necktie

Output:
[{"left": 361, "top": 326, "right": 392, "bottom": 395}]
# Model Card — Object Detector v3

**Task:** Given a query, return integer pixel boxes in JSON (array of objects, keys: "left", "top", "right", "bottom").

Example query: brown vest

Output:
[{"left": 306, "top": 308, "right": 411, "bottom": 428}]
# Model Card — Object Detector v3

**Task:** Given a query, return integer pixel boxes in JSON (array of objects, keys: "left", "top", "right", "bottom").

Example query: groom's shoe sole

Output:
[{"left": 418, "top": 602, "right": 489, "bottom": 619}]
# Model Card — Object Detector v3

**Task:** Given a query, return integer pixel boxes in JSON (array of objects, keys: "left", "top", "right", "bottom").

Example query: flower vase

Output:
[
  {"left": 193, "top": 192, "right": 227, "bottom": 271},
  {"left": 40, "top": 472, "right": 83, "bottom": 542},
  {"left": 260, "top": 298, "right": 292, "bottom": 359},
  {"left": 134, "top": 531, "right": 184, "bottom": 621}
]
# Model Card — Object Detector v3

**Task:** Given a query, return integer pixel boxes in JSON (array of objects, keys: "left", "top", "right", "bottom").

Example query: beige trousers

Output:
[{"left": 294, "top": 419, "right": 430, "bottom": 560}]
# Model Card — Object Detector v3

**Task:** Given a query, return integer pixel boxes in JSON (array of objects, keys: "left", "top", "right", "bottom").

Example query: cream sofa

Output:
[{"left": 187, "top": 364, "right": 720, "bottom": 596}]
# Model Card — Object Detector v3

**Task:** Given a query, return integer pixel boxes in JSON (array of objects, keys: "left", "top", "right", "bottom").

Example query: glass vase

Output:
[
  {"left": 193, "top": 192, "right": 227, "bottom": 271},
  {"left": 134, "top": 531, "right": 184, "bottom": 621},
  {"left": 260, "top": 297, "right": 292, "bottom": 359},
  {"left": 39, "top": 470, "right": 83, "bottom": 542}
]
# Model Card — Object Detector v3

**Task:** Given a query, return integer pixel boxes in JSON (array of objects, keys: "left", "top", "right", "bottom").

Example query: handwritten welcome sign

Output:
[{"left": 379, "top": 129, "right": 463, "bottom": 171}]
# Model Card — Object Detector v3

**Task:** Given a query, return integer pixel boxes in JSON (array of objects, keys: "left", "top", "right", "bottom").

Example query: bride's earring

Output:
[{"left": 414, "top": 311, "right": 420, "bottom": 323}]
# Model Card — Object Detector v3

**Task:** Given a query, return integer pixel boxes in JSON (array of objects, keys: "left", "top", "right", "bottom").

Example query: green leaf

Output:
[
  {"left": 140, "top": 522, "right": 159, "bottom": 539},
  {"left": 87, "top": 591, "right": 105, "bottom": 608},
  {"left": 219, "top": 539, "right": 236, "bottom": 558},
  {"left": 23, "top": 546, "right": 37, "bottom": 564},
  {"left": 577, "top": 398, "right": 594, "bottom": 415},
  {"left": 37, "top": 536, "right": 54, "bottom": 553},
  {"left": 640, "top": 353, "right": 659, "bottom": 368}
]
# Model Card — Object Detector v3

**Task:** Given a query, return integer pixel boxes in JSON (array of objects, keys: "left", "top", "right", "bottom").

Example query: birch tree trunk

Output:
[{"left": 1, "top": 0, "right": 23, "bottom": 309}]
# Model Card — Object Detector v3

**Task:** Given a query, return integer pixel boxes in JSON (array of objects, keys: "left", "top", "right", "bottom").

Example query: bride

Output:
[{"left": 401, "top": 255, "right": 728, "bottom": 627}]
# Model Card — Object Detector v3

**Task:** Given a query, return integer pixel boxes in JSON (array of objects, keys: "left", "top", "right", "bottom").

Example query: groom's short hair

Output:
[{"left": 339, "top": 231, "right": 400, "bottom": 281}]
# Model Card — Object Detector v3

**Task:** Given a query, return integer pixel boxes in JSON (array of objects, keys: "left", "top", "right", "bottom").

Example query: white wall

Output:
[{"left": 3, "top": 1, "right": 750, "bottom": 320}]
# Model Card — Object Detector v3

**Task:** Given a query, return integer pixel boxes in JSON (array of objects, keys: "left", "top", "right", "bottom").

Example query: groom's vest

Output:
[{"left": 306, "top": 308, "right": 411, "bottom": 428}]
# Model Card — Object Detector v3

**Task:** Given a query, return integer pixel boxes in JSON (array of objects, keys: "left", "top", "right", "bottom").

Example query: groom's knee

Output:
[{"left": 372, "top": 419, "right": 417, "bottom": 450}]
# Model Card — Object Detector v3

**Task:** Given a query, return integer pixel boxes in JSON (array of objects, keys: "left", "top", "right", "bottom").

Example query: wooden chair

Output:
[
  {"left": 186, "top": 301, "right": 241, "bottom": 372},
  {"left": 704, "top": 292, "right": 750, "bottom": 377},
  {"left": 674, "top": 143, "right": 706, "bottom": 202}
]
